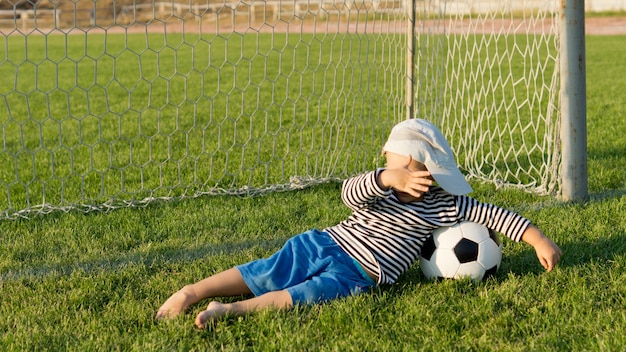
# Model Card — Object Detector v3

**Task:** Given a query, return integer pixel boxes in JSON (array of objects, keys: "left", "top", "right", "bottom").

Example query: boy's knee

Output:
[{"left": 288, "top": 276, "right": 345, "bottom": 305}]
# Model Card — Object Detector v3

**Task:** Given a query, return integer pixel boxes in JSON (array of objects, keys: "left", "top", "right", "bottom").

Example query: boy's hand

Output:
[
  {"left": 377, "top": 155, "right": 433, "bottom": 200},
  {"left": 521, "top": 225, "right": 562, "bottom": 271}
]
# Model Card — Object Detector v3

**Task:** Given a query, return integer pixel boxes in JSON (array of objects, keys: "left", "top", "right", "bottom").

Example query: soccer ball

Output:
[{"left": 420, "top": 221, "right": 502, "bottom": 281}]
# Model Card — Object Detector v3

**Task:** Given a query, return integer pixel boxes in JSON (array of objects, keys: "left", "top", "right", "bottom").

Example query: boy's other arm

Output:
[{"left": 520, "top": 225, "right": 563, "bottom": 272}]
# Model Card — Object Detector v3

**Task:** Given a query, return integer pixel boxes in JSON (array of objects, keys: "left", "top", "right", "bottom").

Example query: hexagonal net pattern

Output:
[{"left": 0, "top": 1, "right": 561, "bottom": 219}]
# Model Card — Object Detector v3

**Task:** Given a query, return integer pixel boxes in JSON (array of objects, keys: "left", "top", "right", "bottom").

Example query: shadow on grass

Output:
[
  {"left": 0, "top": 237, "right": 288, "bottom": 281},
  {"left": 6, "top": 188, "right": 624, "bottom": 286},
  {"left": 498, "top": 188, "right": 625, "bottom": 275},
  {"left": 8, "top": 222, "right": 624, "bottom": 286},
  {"left": 500, "top": 231, "right": 625, "bottom": 277},
  {"left": 395, "top": 223, "right": 625, "bottom": 288},
  {"left": 588, "top": 188, "right": 626, "bottom": 202}
]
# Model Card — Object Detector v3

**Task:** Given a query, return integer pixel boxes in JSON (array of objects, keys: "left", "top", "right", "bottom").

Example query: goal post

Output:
[
  {"left": 559, "top": 0, "right": 588, "bottom": 201},
  {"left": 0, "top": 0, "right": 584, "bottom": 220}
]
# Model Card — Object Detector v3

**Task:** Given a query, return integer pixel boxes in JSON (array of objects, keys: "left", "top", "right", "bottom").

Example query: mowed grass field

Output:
[{"left": 0, "top": 31, "right": 625, "bottom": 351}]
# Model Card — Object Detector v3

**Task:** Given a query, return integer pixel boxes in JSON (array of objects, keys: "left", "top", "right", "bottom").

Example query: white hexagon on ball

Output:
[{"left": 426, "top": 248, "right": 461, "bottom": 278}]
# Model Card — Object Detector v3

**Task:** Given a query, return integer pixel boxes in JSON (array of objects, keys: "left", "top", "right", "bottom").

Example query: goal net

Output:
[{"left": 0, "top": 0, "right": 560, "bottom": 220}]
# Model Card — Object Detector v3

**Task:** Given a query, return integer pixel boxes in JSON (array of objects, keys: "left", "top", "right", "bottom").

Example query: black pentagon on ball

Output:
[
  {"left": 421, "top": 235, "right": 436, "bottom": 260},
  {"left": 483, "top": 265, "right": 498, "bottom": 280},
  {"left": 488, "top": 229, "right": 501, "bottom": 246},
  {"left": 453, "top": 238, "right": 479, "bottom": 263}
]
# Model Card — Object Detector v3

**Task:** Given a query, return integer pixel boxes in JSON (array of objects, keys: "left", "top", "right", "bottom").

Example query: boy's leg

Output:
[
  {"left": 195, "top": 289, "right": 292, "bottom": 328},
  {"left": 156, "top": 267, "right": 252, "bottom": 319}
]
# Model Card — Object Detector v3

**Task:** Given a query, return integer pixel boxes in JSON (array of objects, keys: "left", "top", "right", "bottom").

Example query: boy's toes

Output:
[{"left": 155, "top": 309, "right": 171, "bottom": 320}]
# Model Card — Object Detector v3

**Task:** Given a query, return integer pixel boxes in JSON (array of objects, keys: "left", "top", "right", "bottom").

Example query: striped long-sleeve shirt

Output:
[{"left": 324, "top": 169, "right": 531, "bottom": 285}]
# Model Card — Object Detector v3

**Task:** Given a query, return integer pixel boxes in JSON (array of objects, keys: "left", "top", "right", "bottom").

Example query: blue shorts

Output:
[{"left": 236, "top": 229, "right": 376, "bottom": 305}]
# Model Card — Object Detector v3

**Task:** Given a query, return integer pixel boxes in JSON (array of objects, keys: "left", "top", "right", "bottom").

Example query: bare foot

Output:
[
  {"left": 155, "top": 287, "right": 194, "bottom": 320},
  {"left": 195, "top": 301, "right": 229, "bottom": 328}
]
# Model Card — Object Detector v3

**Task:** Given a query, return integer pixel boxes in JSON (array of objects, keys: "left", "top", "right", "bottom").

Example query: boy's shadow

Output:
[
  {"left": 397, "top": 217, "right": 625, "bottom": 287},
  {"left": 496, "top": 232, "right": 625, "bottom": 278}
]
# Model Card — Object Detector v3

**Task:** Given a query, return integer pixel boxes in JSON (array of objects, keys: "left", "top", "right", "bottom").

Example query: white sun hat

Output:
[{"left": 382, "top": 118, "right": 472, "bottom": 195}]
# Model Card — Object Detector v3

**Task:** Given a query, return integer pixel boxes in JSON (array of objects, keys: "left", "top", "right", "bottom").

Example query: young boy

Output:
[{"left": 156, "top": 118, "right": 562, "bottom": 328}]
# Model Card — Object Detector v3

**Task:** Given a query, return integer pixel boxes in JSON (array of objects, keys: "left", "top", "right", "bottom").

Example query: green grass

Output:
[
  {"left": 1, "top": 182, "right": 624, "bottom": 351},
  {"left": 0, "top": 33, "right": 625, "bottom": 351}
]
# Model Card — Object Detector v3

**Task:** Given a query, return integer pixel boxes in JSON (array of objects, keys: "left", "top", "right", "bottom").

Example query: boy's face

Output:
[
  {"left": 385, "top": 151, "right": 428, "bottom": 171},
  {"left": 384, "top": 151, "right": 433, "bottom": 203}
]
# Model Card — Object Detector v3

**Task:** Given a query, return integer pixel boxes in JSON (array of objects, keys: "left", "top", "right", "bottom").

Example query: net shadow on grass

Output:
[{"left": 0, "top": 237, "right": 286, "bottom": 281}]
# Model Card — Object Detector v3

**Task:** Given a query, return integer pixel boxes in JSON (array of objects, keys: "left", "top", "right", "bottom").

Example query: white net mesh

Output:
[
  {"left": 0, "top": 0, "right": 560, "bottom": 220},
  {"left": 436, "top": 1, "right": 561, "bottom": 195}
]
